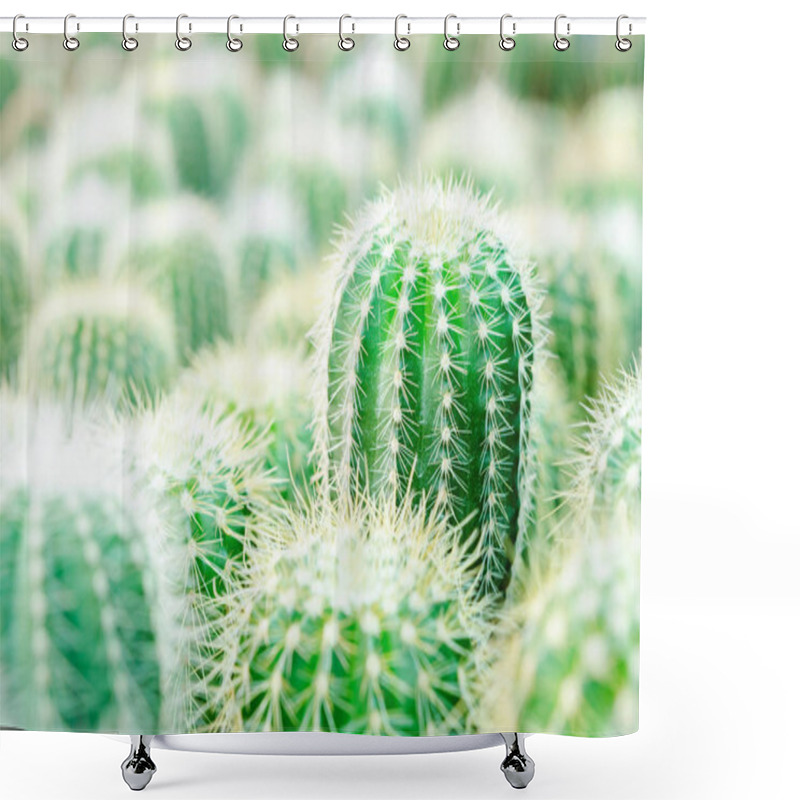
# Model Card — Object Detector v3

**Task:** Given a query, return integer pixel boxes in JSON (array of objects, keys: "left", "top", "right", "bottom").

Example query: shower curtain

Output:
[{"left": 0, "top": 31, "right": 644, "bottom": 739}]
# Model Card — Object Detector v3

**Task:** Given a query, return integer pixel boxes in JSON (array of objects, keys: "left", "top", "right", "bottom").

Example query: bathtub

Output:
[{"left": 117, "top": 731, "right": 535, "bottom": 791}]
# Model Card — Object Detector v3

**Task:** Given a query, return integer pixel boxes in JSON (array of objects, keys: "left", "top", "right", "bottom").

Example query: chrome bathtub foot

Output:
[
  {"left": 500, "top": 732, "right": 535, "bottom": 789},
  {"left": 121, "top": 735, "right": 156, "bottom": 791}
]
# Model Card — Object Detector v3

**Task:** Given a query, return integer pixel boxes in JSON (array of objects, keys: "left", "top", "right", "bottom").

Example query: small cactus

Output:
[
  {"left": 481, "top": 367, "right": 641, "bottom": 736},
  {"left": 313, "top": 177, "right": 545, "bottom": 597},
  {"left": 163, "top": 90, "right": 248, "bottom": 200},
  {"left": 178, "top": 343, "right": 315, "bottom": 501},
  {"left": 542, "top": 253, "right": 641, "bottom": 413},
  {"left": 128, "top": 233, "right": 231, "bottom": 361},
  {"left": 125, "top": 389, "right": 279, "bottom": 729},
  {"left": 197, "top": 492, "right": 492, "bottom": 735},
  {"left": 0, "top": 401, "right": 162, "bottom": 732},
  {"left": 0, "top": 222, "right": 28, "bottom": 379},
  {"left": 248, "top": 268, "right": 332, "bottom": 354},
  {"left": 25, "top": 280, "right": 176, "bottom": 409}
]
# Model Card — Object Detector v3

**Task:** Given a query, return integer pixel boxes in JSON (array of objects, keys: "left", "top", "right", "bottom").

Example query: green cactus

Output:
[
  {"left": 197, "top": 493, "right": 492, "bottom": 735},
  {"left": 542, "top": 253, "right": 641, "bottom": 413},
  {"left": 128, "top": 234, "right": 231, "bottom": 361},
  {"left": 0, "top": 223, "right": 28, "bottom": 379},
  {"left": 26, "top": 280, "right": 176, "bottom": 409},
  {"left": 163, "top": 90, "right": 248, "bottom": 200},
  {"left": 481, "top": 367, "right": 641, "bottom": 736},
  {"left": 127, "top": 390, "right": 279, "bottom": 729},
  {"left": 70, "top": 148, "right": 166, "bottom": 202},
  {"left": 563, "top": 363, "right": 642, "bottom": 536},
  {"left": 313, "top": 177, "right": 545, "bottom": 597},
  {"left": 179, "top": 343, "right": 315, "bottom": 502},
  {"left": 0, "top": 404, "right": 162, "bottom": 732},
  {"left": 248, "top": 268, "right": 331, "bottom": 354}
]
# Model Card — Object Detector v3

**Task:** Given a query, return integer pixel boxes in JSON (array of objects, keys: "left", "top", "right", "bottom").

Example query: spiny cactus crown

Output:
[
  {"left": 313, "top": 176, "right": 545, "bottom": 597},
  {"left": 196, "top": 492, "right": 492, "bottom": 736}
]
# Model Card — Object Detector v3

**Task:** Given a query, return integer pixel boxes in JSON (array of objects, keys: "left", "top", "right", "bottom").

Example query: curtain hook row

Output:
[{"left": 8, "top": 16, "right": 637, "bottom": 52}]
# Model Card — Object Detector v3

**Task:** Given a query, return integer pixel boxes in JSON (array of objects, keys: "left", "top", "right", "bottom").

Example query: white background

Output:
[{"left": 1, "top": 1, "right": 798, "bottom": 798}]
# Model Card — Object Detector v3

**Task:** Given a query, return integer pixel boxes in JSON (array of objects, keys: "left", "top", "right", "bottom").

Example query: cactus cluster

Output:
[
  {"left": 25, "top": 280, "right": 176, "bottom": 410},
  {"left": 197, "top": 493, "right": 491, "bottom": 735},
  {"left": 0, "top": 401, "right": 162, "bottom": 732},
  {"left": 313, "top": 177, "right": 545, "bottom": 598}
]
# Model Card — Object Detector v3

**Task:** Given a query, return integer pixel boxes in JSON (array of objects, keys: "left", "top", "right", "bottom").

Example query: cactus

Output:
[
  {"left": 542, "top": 253, "right": 641, "bottom": 413},
  {"left": 0, "top": 401, "right": 162, "bottom": 732},
  {"left": 179, "top": 343, "right": 315, "bottom": 501},
  {"left": 481, "top": 534, "right": 640, "bottom": 736},
  {"left": 313, "top": 177, "right": 545, "bottom": 597},
  {"left": 0, "top": 222, "right": 28, "bottom": 379},
  {"left": 563, "top": 363, "right": 642, "bottom": 535},
  {"left": 197, "top": 492, "right": 492, "bottom": 735},
  {"left": 163, "top": 90, "right": 248, "bottom": 200},
  {"left": 480, "top": 367, "right": 641, "bottom": 736},
  {"left": 25, "top": 280, "right": 176, "bottom": 409},
  {"left": 125, "top": 389, "right": 279, "bottom": 728},
  {"left": 128, "top": 234, "right": 231, "bottom": 361},
  {"left": 248, "top": 268, "right": 332, "bottom": 354}
]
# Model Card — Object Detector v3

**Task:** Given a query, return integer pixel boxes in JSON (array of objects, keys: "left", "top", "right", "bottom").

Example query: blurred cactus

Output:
[
  {"left": 128, "top": 234, "right": 231, "bottom": 361},
  {"left": 70, "top": 148, "right": 166, "bottom": 202},
  {"left": 542, "top": 252, "right": 641, "bottom": 413},
  {"left": 248, "top": 268, "right": 331, "bottom": 354},
  {"left": 0, "top": 222, "right": 27, "bottom": 379},
  {"left": 482, "top": 534, "right": 640, "bottom": 736},
  {"left": 179, "top": 343, "right": 315, "bottom": 501},
  {"left": 481, "top": 367, "right": 641, "bottom": 735},
  {"left": 314, "top": 177, "right": 545, "bottom": 598},
  {"left": 163, "top": 90, "right": 248, "bottom": 200},
  {"left": 0, "top": 401, "right": 162, "bottom": 732},
  {"left": 25, "top": 280, "right": 176, "bottom": 409},
  {"left": 198, "top": 493, "right": 491, "bottom": 734}
]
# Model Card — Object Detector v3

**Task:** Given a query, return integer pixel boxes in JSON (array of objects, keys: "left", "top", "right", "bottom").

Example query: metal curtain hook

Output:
[
  {"left": 122, "top": 14, "right": 138, "bottom": 51},
  {"left": 175, "top": 13, "right": 192, "bottom": 51},
  {"left": 12, "top": 14, "right": 29, "bottom": 51},
  {"left": 283, "top": 15, "right": 299, "bottom": 51},
  {"left": 554, "top": 14, "right": 570, "bottom": 51},
  {"left": 227, "top": 15, "right": 243, "bottom": 51},
  {"left": 443, "top": 14, "right": 460, "bottom": 51},
  {"left": 63, "top": 13, "right": 80, "bottom": 51},
  {"left": 339, "top": 14, "right": 355, "bottom": 51},
  {"left": 394, "top": 14, "right": 410, "bottom": 50},
  {"left": 499, "top": 14, "right": 515, "bottom": 51},
  {"left": 615, "top": 14, "right": 632, "bottom": 51}
]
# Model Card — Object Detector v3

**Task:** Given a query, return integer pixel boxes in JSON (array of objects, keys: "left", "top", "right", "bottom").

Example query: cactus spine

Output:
[
  {"left": 314, "top": 178, "right": 544, "bottom": 597},
  {"left": 198, "top": 493, "right": 491, "bottom": 735},
  {"left": 26, "top": 280, "right": 176, "bottom": 409},
  {"left": 0, "top": 403, "right": 162, "bottom": 732}
]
